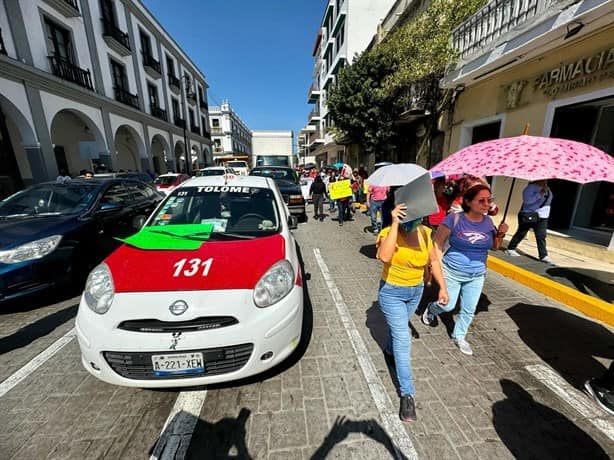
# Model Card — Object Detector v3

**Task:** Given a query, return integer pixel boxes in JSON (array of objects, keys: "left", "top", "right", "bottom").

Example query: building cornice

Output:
[{"left": 0, "top": 55, "right": 210, "bottom": 144}]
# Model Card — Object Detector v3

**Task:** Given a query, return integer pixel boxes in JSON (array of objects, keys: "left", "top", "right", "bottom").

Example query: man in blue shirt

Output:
[{"left": 505, "top": 180, "right": 554, "bottom": 263}]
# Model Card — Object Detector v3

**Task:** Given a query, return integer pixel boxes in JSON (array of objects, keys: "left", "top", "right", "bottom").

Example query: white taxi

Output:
[{"left": 75, "top": 175, "right": 303, "bottom": 387}]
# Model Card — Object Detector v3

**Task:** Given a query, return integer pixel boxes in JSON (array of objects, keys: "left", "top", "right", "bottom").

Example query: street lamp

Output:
[{"left": 181, "top": 75, "right": 192, "bottom": 176}]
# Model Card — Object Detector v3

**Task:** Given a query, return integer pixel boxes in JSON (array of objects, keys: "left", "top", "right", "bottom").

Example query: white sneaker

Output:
[
  {"left": 453, "top": 338, "right": 473, "bottom": 356},
  {"left": 540, "top": 256, "right": 555, "bottom": 264},
  {"left": 505, "top": 249, "right": 521, "bottom": 257}
]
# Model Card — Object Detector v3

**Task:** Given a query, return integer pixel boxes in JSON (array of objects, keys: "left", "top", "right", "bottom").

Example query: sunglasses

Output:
[{"left": 477, "top": 197, "right": 494, "bottom": 204}]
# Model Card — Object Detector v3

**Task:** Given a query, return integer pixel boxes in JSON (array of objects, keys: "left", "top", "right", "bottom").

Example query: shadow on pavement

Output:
[
  {"left": 0, "top": 287, "right": 82, "bottom": 314},
  {"left": 151, "top": 407, "right": 251, "bottom": 459},
  {"left": 205, "top": 242, "right": 314, "bottom": 391},
  {"left": 507, "top": 304, "right": 614, "bottom": 388},
  {"left": 358, "top": 244, "right": 378, "bottom": 259},
  {"left": 546, "top": 267, "right": 614, "bottom": 303},
  {"left": 493, "top": 379, "right": 609, "bottom": 459},
  {"left": 0, "top": 304, "right": 78, "bottom": 355},
  {"left": 310, "top": 416, "right": 408, "bottom": 459}
]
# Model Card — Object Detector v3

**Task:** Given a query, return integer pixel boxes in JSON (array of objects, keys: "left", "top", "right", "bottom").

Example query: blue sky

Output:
[{"left": 142, "top": 0, "right": 325, "bottom": 141}]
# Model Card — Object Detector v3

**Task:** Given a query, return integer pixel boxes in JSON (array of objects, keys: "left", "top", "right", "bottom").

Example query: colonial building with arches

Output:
[{"left": 0, "top": 0, "right": 212, "bottom": 198}]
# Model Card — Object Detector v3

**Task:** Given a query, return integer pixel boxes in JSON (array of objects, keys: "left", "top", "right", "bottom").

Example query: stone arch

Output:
[
  {"left": 190, "top": 143, "right": 202, "bottom": 170},
  {"left": 202, "top": 144, "right": 212, "bottom": 167},
  {"left": 50, "top": 109, "right": 107, "bottom": 177},
  {"left": 114, "top": 124, "right": 146, "bottom": 172},
  {"left": 151, "top": 134, "right": 171, "bottom": 174},
  {"left": 0, "top": 94, "right": 38, "bottom": 196},
  {"left": 174, "top": 140, "right": 186, "bottom": 173}
]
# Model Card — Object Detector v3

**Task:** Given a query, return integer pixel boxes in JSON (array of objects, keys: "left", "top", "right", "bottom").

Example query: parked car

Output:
[
  {"left": 195, "top": 166, "right": 236, "bottom": 177},
  {"left": 94, "top": 171, "right": 154, "bottom": 184},
  {"left": 250, "top": 166, "right": 306, "bottom": 221},
  {"left": 76, "top": 174, "right": 303, "bottom": 387},
  {"left": 154, "top": 173, "right": 191, "bottom": 195},
  {"left": 0, "top": 178, "right": 163, "bottom": 303}
]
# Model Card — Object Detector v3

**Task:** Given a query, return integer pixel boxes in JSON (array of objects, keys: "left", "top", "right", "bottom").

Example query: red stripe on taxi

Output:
[{"left": 106, "top": 234, "right": 286, "bottom": 293}]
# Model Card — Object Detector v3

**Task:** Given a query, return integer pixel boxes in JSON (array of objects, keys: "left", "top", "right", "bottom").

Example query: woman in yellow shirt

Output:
[{"left": 376, "top": 203, "right": 449, "bottom": 423}]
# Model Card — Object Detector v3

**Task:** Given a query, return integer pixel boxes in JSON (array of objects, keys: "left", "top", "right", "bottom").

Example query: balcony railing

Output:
[
  {"left": 213, "top": 146, "right": 224, "bottom": 153},
  {"left": 190, "top": 125, "right": 201, "bottom": 136},
  {"left": 102, "top": 18, "right": 131, "bottom": 54},
  {"left": 452, "top": 0, "right": 550, "bottom": 59},
  {"left": 0, "top": 28, "right": 6, "bottom": 55},
  {"left": 211, "top": 126, "right": 223, "bottom": 135},
  {"left": 142, "top": 53, "right": 161, "bottom": 77},
  {"left": 151, "top": 106, "right": 168, "bottom": 122},
  {"left": 63, "top": 0, "right": 79, "bottom": 10},
  {"left": 114, "top": 86, "right": 139, "bottom": 109},
  {"left": 174, "top": 116, "right": 186, "bottom": 129},
  {"left": 48, "top": 55, "right": 93, "bottom": 91}
]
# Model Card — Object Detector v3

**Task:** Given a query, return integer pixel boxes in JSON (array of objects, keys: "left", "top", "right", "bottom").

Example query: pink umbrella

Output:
[{"left": 430, "top": 135, "right": 614, "bottom": 220}]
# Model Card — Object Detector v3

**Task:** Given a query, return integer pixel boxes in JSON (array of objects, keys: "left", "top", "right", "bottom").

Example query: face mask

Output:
[{"left": 400, "top": 218, "right": 421, "bottom": 233}]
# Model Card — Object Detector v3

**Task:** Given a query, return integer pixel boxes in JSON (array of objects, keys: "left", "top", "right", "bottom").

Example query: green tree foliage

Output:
[
  {"left": 328, "top": 0, "right": 486, "bottom": 159},
  {"left": 378, "top": 0, "right": 486, "bottom": 92},
  {"left": 327, "top": 51, "right": 404, "bottom": 156}
]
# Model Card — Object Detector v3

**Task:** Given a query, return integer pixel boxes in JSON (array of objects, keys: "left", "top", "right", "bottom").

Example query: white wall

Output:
[
  {"left": 21, "top": 2, "right": 93, "bottom": 77},
  {"left": 346, "top": 0, "right": 395, "bottom": 60}
]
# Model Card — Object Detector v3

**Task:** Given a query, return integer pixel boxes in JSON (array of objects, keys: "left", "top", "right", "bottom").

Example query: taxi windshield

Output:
[{"left": 148, "top": 186, "right": 280, "bottom": 236}]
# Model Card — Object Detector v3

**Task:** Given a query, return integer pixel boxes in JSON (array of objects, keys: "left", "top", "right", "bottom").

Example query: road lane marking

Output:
[
  {"left": 313, "top": 248, "right": 418, "bottom": 460},
  {"left": 150, "top": 390, "right": 207, "bottom": 460},
  {"left": 0, "top": 327, "right": 76, "bottom": 398},
  {"left": 525, "top": 364, "right": 614, "bottom": 442}
]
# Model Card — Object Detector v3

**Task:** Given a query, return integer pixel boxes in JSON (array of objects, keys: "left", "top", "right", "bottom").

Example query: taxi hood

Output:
[{"left": 105, "top": 234, "right": 286, "bottom": 293}]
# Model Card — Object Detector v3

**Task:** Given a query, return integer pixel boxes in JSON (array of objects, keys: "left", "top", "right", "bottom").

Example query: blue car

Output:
[{"left": 0, "top": 178, "right": 163, "bottom": 303}]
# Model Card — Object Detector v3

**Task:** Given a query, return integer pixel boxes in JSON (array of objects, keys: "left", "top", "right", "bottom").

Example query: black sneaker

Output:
[
  {"left": 421, "top": 306, "right": 438, "bottom": 327},
  {"left": 584, "top": 379, "right": 614, "bottom": 416},
  {"left": 399, "top": 395, "right": 417, "bottom": 422}
]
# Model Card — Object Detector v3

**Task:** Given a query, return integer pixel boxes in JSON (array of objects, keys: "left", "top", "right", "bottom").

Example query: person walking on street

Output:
[
  {"left": 425, "top": 178, "right": 451, "bottom": 231},
  {"left": 422, "top": 184, "right": 508, "bottom": 356},
  {"left": 377, "top": 204, "right": 449, "bottom": 422},
  {"left": 367, "top": 184, "right": 389, "bottom": 234},
  {"left": 327, "top": 170, "right": 337, "bottom": 213},
  {"left": 309, "top": 175, "right": 327, "bottom": 221},
  {"left": 505, "top": 179, "right": 553, "bottom": 263}
]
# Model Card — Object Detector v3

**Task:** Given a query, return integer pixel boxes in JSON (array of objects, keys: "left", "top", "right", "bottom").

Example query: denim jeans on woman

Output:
[
  {"left": 427, "top": 263, "right": 484, "bottom": 340},
  {"left": 378, "top": 280, "right": 424, "bottom": 397}
]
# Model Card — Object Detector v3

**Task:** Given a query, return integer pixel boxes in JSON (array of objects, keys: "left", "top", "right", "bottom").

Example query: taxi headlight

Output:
[
  {"left": 0, "top": 235, "right": 62, "bottom": 264},
  {"left": 253, "top": 260, "right": 294, "bottom": 308},
  {"left": 84, "top": 263, "right": 115, "bottom": 314}
]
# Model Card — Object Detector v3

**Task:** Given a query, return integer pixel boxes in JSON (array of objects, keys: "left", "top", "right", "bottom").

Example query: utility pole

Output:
[{"left": 182, "top": 75, "right": 192, "bottom": 176}]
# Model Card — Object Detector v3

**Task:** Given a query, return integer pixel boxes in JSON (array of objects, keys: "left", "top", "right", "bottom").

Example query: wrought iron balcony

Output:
[
  {"left": 211, "top": 126, "right": 223, "bottom": 135},
  {"left": 167, "top": 73, "right": 180, "bottom": 92},
  {"left": 142, "top": 53, "right": 161, "bottom": 78},
  {"left": 151, "top": 105, "right": 168, "bottom": 122},
  {"left": 452, "top": 0, "right": 552, "bottom": 60},
  {"left": 114, "top": 86, "right": 139, "bottom": 109},
  {"left": 0, "top": 28, "right": 6, "bottom": 55},
  {"left": 213, "top": 146, "right": 224, "bottom": 153},
  {"left": 174, "top": 116, "right": 186, "bottom": 129},
  {"left": 102, "top": 18, "right": 131, "bottom": 56},
  {"left": 308, "top": 110, "right": 321, "bottom": 125},
  {"left": 307, "top": 85, "right": 321, "bottom": 103},
  {"left": 190, "top": 125, "right": 201, "bottom": 136},
  {"left": 48, "top": 55, "right": 93, "bottom": 91}
]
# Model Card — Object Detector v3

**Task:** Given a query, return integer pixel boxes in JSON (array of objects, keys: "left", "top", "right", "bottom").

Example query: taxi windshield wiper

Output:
[
  {"left": 208, "top": 232, "right": 255, "bottom": 240},
  {"left": 148, "top": 229, "right": 211, "bottom": 241}
]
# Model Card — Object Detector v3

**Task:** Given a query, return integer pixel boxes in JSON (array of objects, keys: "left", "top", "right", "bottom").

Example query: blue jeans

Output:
[
  {"left": 427, "top": 264, "right": 485, "bottom": 340},
  {"left": 378, "top": 280, "right": 424, "bottom": 396},
  {"left": 369, "top": 199, "right": 384, "bottom": 231}
]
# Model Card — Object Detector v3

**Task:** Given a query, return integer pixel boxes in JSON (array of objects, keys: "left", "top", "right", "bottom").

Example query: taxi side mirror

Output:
[{"left": 288, "top": 215, "right": 298, "bottom": 230}]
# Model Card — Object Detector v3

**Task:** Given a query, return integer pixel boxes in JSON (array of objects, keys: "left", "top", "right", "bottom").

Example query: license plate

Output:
[{"left": 151, "top": 352, "right": 204, "bottom": 376}]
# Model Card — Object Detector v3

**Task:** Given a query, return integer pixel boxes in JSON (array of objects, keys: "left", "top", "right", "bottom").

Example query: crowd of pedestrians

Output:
[{"left": 302, "top": 163, "right": 602, "bottom": 424}]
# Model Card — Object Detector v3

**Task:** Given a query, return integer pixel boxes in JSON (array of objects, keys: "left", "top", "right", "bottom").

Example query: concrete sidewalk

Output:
[{"left": 489, "top": 235, "right": 614, "bottom": 326}]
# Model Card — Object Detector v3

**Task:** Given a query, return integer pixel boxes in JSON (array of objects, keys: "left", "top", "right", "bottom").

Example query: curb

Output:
[{"left": 487, "top": 255, "right": 614, "bottom": 327}]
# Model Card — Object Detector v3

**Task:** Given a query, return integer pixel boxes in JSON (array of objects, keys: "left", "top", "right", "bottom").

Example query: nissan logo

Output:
[{"left": 169, "top": 300, "right": 188, "bottom": 316}]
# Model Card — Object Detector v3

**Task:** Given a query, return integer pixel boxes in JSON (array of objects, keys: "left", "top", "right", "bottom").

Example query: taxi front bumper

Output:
[{"left": 76, "top": 286, "right": 303, "bottom": 387}]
